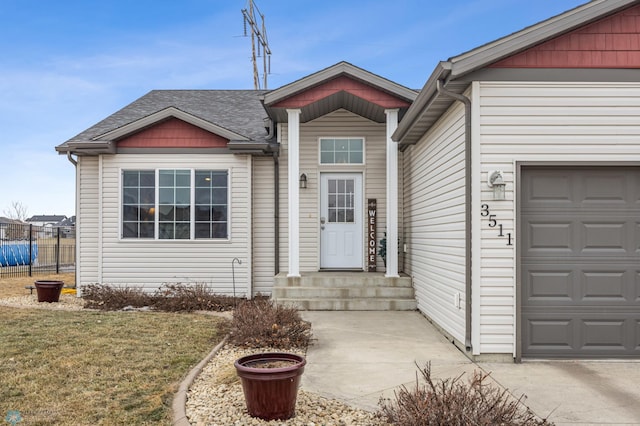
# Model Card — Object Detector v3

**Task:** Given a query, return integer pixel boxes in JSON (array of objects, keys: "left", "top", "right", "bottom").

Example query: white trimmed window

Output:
[
  {"left": 195, "top": 170, "right": 228, "bottom": 239},
  {"left": 121, "top": 169, "right": 229, "bottom": 240},
  {"left": 159, "top": 169, "right": 191, "bottom": 239},
  {"left": 320, "top": 138, "right": 364, "bottom": 164},
  {"left": 122, "top": 170, "right": 155, "bottom": 238}
]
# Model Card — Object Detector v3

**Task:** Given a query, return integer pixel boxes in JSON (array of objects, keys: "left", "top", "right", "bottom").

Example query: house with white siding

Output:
[
  {"left": 56, "top": 62, "right": 419, "bottom": 309},
  {"left": 395, "top": 0, "right": 640, "bottom": 360},
  {"left": 57, "top": 0, "right": 640, "bottom": 361}
]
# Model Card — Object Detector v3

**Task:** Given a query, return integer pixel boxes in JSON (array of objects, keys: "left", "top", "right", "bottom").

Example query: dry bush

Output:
[
  {"left": 378, "top": 362, "right": 553, "bottom": 426},
  {"left": 82, "top": 283, "right": 239, "bottom": 312},
  {"left": 228, "top": 298, "right": 312, "bottom": 350},
  {"left": 82, "top": 284, "right": 153, "bottom": 310},
  {"left": 152, "top": 283, "right": 238, "bottom": 312}
]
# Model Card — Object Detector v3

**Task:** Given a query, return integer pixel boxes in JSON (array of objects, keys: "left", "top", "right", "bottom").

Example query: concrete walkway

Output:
[{"left": 300, "top": 311, "right": 640, "bottom": 425}]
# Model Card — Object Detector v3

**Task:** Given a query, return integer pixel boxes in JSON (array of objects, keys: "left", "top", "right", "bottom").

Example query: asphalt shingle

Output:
[{"left": 60, "top": 90, "right": 270, "bottom": 147}]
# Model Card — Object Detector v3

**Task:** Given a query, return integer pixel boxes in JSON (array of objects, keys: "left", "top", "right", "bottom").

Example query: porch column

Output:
[
  {"left": 287, "top": 109, "right": 301, "bottom": 277},
  {"left": 385, "top": 108, "right": 399, "bottom": 277}
]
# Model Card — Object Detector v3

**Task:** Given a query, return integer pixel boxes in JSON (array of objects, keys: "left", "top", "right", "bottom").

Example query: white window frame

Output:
[
  {"left": 318, "top": 137, "right": 366, "bottom": 165},
  {"left": 119, "top": 168, "right": 231, "bottom": 241}
]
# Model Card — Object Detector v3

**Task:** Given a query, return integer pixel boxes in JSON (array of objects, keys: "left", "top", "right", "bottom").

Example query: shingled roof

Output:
[{"left": 56, "top": 90, "right": 270, "bottom": 154}]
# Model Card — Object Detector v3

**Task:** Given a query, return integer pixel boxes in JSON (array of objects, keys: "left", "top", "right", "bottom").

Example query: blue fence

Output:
[{"left": 0, "top": 242, "right": 38, "bottom": 266}]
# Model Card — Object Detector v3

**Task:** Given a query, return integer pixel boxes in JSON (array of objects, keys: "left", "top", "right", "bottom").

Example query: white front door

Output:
[{"left": 320, "top": 173, "right": 363, "bottom": 269}]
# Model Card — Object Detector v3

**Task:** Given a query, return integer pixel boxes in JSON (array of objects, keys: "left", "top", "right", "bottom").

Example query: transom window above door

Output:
[{"left": 320, "top": 138, "right": 364, "bottom": 164}]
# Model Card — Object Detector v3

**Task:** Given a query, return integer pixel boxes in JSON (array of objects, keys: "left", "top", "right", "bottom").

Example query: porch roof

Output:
[{"left": 262, "top": 62, "right": 417, "bottom": 124}]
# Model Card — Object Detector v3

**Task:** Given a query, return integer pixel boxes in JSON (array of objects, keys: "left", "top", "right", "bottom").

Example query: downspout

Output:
[
  {"left": 273, "top": 150, "right": 280, "bottom": 275},
  {"left": 65, "top": 150, "right": 79, "bottom": 295},
  {"left": 436, "top": 79, "right": 472, "bottom": 352},
  {"left": 66, "top": 150, "right": 78, "bottom": 166}
]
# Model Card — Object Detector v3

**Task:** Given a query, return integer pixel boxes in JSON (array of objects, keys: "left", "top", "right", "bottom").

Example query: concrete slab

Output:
[
  {"left": 300, "top": 311, "right": 474, "bottom": 411},
  {"left": 300, "top": 311, "right": 640, "bottom": 425},
  {"left": 480, "top": 361, "right": 640, "bottom": 425}
]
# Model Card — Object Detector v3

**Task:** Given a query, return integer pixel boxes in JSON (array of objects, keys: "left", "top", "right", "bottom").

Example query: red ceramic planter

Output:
[
  {"left": 234, "top": 352, "right": 306, "bottom": 421},
  {"left": 34, "top": 280, "right": 64, "bottom": 303}
]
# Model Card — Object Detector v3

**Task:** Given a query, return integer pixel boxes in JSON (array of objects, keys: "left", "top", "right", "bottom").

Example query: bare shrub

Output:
[
  {"left": 82, "top": 284, "right": 153, "bottom": 310},
  {"left": 152, "top": 283, "right": 238, "bottom": 312},
  {"left": 229, "top": 298, "right": 312, "bottom": 350},
  {"left": 378, "top": 362, "right": 553, "bottom": 426},
  {"left": 82, "top": 283, "right": 239, "bottom": 312}
]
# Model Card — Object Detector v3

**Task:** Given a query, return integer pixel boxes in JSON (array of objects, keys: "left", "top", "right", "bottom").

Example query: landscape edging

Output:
[{"left": 172, "top": 334, "right": 229, "bottom": 426}]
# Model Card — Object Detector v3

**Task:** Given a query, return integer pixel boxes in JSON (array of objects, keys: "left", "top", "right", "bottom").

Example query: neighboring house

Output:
[
  {"left": 395, "top": 0, "right": 640, "bottom": 360},
  {"left": 56, "top": 0, "right": 640, "bottom": 361},
  {"left": 26, "top": 215, "right": 68, "bottom": 227},
  {"left": 55, "top": 216, "right": 76, "bottom": 238},
  {"left": 57, "top": 216, "right": 76, "bottom": 227},
  {"left": 0, "top": 216, "right": 23, "bottom": 240}
]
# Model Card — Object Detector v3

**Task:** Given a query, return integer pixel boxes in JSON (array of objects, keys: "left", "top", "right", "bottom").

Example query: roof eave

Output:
[
  {"left": 57, "top": 141, "right": 116, "bottom": 155},
  {"left": 227, "top": 140, "right": 276, "bottom": 155},
  {"left": 450, "top": 0, "right": 638, "bottom": 78},
  {"left": 393, "top": 62, "right": 452, "bottom": 145},
  {"left": 394, "top": 0, "right": 640, "bottom": 145}
]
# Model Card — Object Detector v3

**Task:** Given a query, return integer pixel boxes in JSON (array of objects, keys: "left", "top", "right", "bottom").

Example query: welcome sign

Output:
[{"left": 367, "top": 199, "right": 377, "bottom": 272}]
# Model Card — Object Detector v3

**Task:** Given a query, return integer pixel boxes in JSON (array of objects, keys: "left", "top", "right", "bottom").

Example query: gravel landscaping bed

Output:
[
  {"left": 0, "top": 294, "right": 85, "bottom": 310},
  {"left": 186, "top": 345, "right": 388, "bottom": 426}
]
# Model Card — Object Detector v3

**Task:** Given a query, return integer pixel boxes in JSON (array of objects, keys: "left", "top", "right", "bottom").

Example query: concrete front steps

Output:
[{"left": 272, "top": 272, "right": 417, "bottom": 311}]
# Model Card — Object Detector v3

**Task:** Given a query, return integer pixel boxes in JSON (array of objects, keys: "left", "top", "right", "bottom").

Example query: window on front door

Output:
[{"left": 327, "top": 179, "right": 355, "bottom": 223}]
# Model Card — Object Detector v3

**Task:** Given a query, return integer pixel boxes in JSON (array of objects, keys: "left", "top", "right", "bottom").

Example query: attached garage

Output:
[
  {"left": 395, "top": 0, "right": 640, "bottom": 361},
  {"left": 520, "top": 166, "right": 640, "bottom": 358}
]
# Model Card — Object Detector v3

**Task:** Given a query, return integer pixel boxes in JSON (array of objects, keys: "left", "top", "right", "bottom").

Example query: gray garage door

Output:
[{"left": 521, "top": 166, "right": 640, "bottom": 358}]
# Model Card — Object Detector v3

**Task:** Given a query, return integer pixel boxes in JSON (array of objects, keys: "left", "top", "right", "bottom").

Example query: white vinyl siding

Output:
[
  {"left": 77, "top": 156, "right": 100, "bottom": 287},
  {"left": 81, "top": 153, "right": 250, "bottom": 294},
  {"left": 477, "top": 81, "right": 640, "bottom": 355},
  {"left": 279, "top": 109, "right": 396, "bottom": 272},
  {"left": 252, "top": 156, "right": 276, "bottom": 295},
  {"left": 402, "top": 101, "right": 467, "bottom": 345}
]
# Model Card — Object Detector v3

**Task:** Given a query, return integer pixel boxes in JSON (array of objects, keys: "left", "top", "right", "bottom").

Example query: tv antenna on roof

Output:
[{"left": 242, "top": 0, "right": 271, "bottom": 90}]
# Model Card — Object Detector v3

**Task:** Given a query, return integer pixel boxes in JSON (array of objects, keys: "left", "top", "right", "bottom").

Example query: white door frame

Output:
[{"left": 319, "top": 172, "right": 363, "bottom": 269}]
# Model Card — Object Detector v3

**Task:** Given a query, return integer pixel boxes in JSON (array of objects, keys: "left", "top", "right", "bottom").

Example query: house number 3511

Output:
[{"left": 480, "top": 204, "right": 513, "bottom": 246}]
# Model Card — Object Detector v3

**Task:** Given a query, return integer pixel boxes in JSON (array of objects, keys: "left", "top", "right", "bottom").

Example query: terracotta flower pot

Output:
[
  {"left": 34, "top": 280, "right": 64, "bottom": 303},
  {"left": 234, "top": 352, "right": 306, "bottom": 421}
]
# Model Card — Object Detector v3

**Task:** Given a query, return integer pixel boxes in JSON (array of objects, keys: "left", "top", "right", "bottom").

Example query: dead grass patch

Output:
[
  {"left": 0, "top": 307, "right": 225, "bottom": 425},
  {"left": 0, "top": 272, "right": 75, "bottom": 298}
]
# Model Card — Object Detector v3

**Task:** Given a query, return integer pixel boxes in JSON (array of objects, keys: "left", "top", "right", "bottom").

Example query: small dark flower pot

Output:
[
  {"left": 234, "top": 352, "right": 306, "bottom": 421},
  {"left": 34, "top": 280, "right": 64, "bottom": 303}
]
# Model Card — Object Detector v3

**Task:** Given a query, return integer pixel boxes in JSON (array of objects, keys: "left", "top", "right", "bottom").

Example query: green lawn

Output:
[{"left": 0, "top": 307, "right": 225, "bottom": 425}]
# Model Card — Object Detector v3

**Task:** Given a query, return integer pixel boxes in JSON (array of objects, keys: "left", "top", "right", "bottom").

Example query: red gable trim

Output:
[
  {"left": 491, "top": 4, "right": 640, "bottom": 68},
  {"left": 272, "top": 75, "right": 411, "bottom": 108},
  {"left": 117, "top": 118, "right": 229, "bottom": 148}
]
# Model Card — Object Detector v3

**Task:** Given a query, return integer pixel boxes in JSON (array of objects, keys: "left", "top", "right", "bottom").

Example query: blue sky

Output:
[{"left": 0, "top": 0, "right": 586, "bottom": 218}]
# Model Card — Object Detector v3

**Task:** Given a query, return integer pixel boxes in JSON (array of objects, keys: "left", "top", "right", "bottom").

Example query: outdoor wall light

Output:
[
  {"left": 299, "top": 173, "right": 308, "bottom": 189},
  {"left": 487, "top": 170, "right": 506, "bottom": 200}
]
